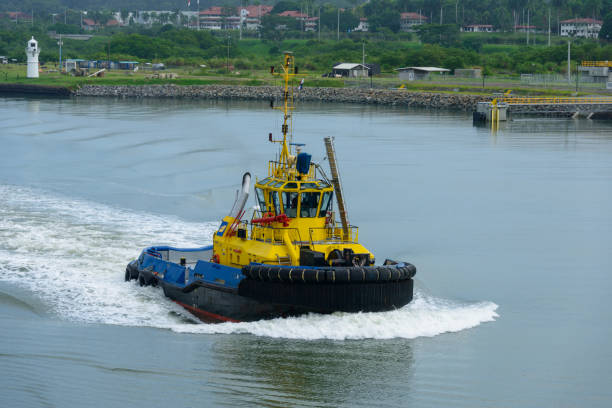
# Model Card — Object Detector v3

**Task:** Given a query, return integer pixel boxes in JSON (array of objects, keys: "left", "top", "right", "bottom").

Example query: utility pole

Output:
[
  {"left": 197, "top": 0, "right": 200, "bottom": 30},
  {"left": 64, "top": 8, "right": 67, "bottom": 24},
  {"left": 440, "top": 7, "right": 443, "bottom": 24},
  {"left": 31, "top": 9, "right": 33, "bottom": 26},
  {"left": 362, "top": 42, "right": 365, "bottom": 66},
  {"left": 58, "top": 34, "right": 63, "bottom": 71},
  {"left": 337, "top": 8, "right": 339, "bottom": 41},
  {"left": 567, "top": 40, "right": 571, "bottom": 84},
  {"left": 548, "top": 8, "right": 551, "bottom": 46},
  {"left": 318, "top": 7, "right": 320, "bottom": 42},
  {"left": 526, "top": 9, "right": 529, "bottom": 45},
  {"left": 227, "top": 35, "right": 230, "bottom": 74},
  {"left": 455, "top": 0, "right": 458, "bottom": 24}
]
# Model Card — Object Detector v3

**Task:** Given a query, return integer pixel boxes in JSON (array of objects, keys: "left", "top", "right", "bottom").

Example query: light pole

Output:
[
  {"left": 318, "top": 7, "right": 321, "bottom": 42},
  {"left": 567, "top": 40, "right": 571, "bottom": 84},
  {"left": 226, "top": 35, "right": 230, "bottom": 74},
  {"left": 57, "top": 34, "right": 63, "bottom": 71}
]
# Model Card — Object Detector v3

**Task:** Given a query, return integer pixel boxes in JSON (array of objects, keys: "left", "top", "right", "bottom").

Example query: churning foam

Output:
[{"left": 0, "top": 184, "right": 498, "bottom": 340}]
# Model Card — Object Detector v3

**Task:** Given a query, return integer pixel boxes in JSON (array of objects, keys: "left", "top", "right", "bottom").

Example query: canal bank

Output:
[
  {"left": 4, "top": 84, "right": 611, "bottom": 116},
  {"left": 73, "top": 84, "right": 489, "bottom": 110},
  {"left": 1, "top": 83, "right": 488, "bottom": 110}
]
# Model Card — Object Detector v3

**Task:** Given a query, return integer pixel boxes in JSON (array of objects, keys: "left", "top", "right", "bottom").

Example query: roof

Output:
[
  {"left": 106, "top": 19, "right": 120, "bottom": 26},
  {"left": 82, "top": 18, "right": 97, "bottom": 25},
  {"left": 200, "top": 7, "right": 225, "bottom": 16},
  {"left": 400, "top": 12, "right": 427, "bottom": 20},
  {"left": 242, "top": 5, "right": 272, "bottom": 17},
  {"left": 279, "top": 10, "right": 308, "bottom": 18},
  {"left": 464, "top": 24, "right": 493, "bottom": 28},
  {"left": 395, "top": 66, "right": 451, "bottom": 72},
  {"left": 360, "top": 18, "right": 368, "bottom": 21},
  {"left": 333, "top": 63, "right": 369, "bottom": 70},
  {"left": 6, "top": 11, "right": 31, "bottom": 19},
  {"left": 515, "top": 25, "right": 537, "bottom": 29},
  {"left": 119, "top": 61, "right": 139, "bottom": 64},
  {"left": 560, "top": 18, "right": 602, "bottom": 24}
]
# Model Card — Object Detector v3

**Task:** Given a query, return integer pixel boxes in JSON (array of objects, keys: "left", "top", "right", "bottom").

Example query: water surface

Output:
[{"left": 1, "top": 96, "right": 611, "bottom": 407}]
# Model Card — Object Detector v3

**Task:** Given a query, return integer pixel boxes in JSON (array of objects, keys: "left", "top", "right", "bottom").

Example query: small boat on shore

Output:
[{"left": 125, "top": 52, "right": 416, "bottom": 323}]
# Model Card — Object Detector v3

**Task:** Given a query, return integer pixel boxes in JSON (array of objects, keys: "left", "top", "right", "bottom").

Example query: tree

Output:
[
  {"left": 600, "top": 11, "right": 612, "bottom": 41},
  {"left": 363, "top": 0, "right": 400, "bottom": 33},
  {"left": 260, "top": 15, "right": 299, "bottom": 41},
  {"left": 271, "top": 1, "right": 300, "bottom": 14},
  {"left": 415, "top": 24, "right": 460, "bottom": 47}
]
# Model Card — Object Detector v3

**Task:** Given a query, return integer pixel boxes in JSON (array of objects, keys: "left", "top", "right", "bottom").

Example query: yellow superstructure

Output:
[{"left": 212, "top": 52, "right": 373, "bottom": 268}]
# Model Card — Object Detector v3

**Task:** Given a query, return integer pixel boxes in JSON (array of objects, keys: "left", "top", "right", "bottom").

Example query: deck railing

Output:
[
  {"left": 581, "top": 61, "right": 612, "bottom": 67},
  {"left": 495, "top": 96, "right": 612, "bottom": 105}
]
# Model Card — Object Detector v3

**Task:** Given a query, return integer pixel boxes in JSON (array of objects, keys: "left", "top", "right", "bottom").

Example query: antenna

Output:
[{"left": 270, "top": 52, "right": 296, "bottom": 177}]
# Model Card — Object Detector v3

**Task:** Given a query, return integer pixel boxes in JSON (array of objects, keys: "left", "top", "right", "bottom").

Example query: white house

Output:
[
  {"left": 354, "top": 18, "right": 369, "bottom": 32},
  {"left": 560, "top": 18, "right": 602, "bottom": 38},
  {"left": 198, "top": 5, "right": 272, "bottom": 30},
  {"left": 462, "top": 24, "right": 494, "bottom": 33},
  {"left": 400, "top": 12, "right": 427, "bottom": 32},
  {"left": 514, "top": 25, "right": 537, "bottom": 33}
]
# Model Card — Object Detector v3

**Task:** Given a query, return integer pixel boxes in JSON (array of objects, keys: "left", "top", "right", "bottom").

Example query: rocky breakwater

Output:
[{"left": 75, "top": 84, "right": 489, "bottom": 111}]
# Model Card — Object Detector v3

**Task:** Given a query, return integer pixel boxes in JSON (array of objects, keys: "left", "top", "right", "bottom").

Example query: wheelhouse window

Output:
[
  {"left": 282, "top": 191, "right": 299, "bottom": 218},
  {"left": 269, "top": 191, "right": 280, "bottom": 215},
  {"left": 300, "top": 192, "right": 320, "bottom": 218},
  {"left": 319, "top": 191, "right": 333, "bottom": 217},
  {"left": 301, "top": 182, "right": 318, "bottom": 190},
  {"left": 255, "top": 188, "right": 266, "bottom": 213}
]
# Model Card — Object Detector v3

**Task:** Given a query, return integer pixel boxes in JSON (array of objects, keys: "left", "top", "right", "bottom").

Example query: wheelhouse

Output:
[{"left": 254, "top": 177, "right": 334, "bottom": 220}]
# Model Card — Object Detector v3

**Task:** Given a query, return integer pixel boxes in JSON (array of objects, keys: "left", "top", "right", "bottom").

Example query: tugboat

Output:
[{"left": 125, "top": 53, "right": 416, "bottom": 323}]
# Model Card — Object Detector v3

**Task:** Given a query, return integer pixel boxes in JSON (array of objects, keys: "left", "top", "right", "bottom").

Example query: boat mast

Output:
[{"left": 272, "top": 52, "right": 296, "bottom": 177}]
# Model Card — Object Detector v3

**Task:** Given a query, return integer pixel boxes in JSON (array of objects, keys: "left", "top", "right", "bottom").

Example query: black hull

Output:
[
  {"left": 157, "top": 275, "right": 413, "bottom": 323},
  {"left": 129, "top": 261, "right": 415, "bottom": 323}
]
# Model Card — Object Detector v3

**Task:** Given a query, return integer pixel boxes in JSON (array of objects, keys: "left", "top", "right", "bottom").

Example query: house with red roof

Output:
[
  {"left": 560, "top": 18, "right": 602, "bottom": 38},
  {"left": 400, "top": 12, "right": 427, "bottom": 32},
  {"left": 4, "top": 11, "right": 32, "bottom": 23},
  {"left": 462, "top": 24, "right": 494, "bottom": 33},
  {"left": 82, "top": 18, "right": 99, "bottom": 31},
  {"left": 199, "top": 5, "right": 272, "bottom": 30},
  {"left": 354, "top": 18, "right": 369, "bottom": 32},
  {"left": 514, "top": 25, "right": 537, "bottom": 33}
]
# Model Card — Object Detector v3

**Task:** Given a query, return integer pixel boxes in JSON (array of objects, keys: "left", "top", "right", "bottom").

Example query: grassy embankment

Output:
[{"left": 1, "top": 63, "right": 606, "bottom": 98}]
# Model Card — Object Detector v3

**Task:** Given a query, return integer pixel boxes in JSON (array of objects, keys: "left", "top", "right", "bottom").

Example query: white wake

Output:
[{"left": 0, "top": 184, "right": 498, "bottom": 340}]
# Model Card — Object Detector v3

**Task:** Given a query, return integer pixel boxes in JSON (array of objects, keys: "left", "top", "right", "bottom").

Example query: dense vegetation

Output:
[
  {"left": 1, "top": 21, "right": 610, "bottom": 76},
  {"left": 1, "top": 0, "right": 611, "bottom": 30},
  {"left": 1, "top": 0, "right": 610, "bottom": 77}
]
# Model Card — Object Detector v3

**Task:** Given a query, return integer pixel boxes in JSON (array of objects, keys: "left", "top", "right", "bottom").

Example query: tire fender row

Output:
[{"left": 242, "top": 263, "right": 416, "bottom": 283}]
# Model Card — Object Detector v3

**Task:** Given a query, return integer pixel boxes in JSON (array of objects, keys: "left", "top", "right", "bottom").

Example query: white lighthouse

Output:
[{"left": 25, "top": 36, "right": 40, "bottom": 78}]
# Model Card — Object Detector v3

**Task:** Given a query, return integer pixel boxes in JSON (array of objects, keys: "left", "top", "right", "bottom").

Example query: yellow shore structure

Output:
[{"left": 213, "top": 53, "right": 373, "bottom": 268}]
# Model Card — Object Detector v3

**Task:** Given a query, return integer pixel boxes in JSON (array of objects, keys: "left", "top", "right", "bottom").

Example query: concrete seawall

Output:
[
  {"left": 0, "top": 83, "right": 72, "bottom": 96},
  {"left": 74, "top": 85, "right": 489, "bottom": 111}
]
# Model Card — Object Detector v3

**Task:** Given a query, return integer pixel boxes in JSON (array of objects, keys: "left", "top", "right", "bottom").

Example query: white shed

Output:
[
  {"left": 332, "top": 63, "right": 369, "bottom": 78},
  {"left": 396, "top": 66, "right": 450, "bottom": 81}
]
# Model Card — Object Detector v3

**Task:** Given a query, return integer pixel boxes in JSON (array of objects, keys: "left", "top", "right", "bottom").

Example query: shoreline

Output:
[
  {"left": 2, "top": 84, "right": 611, "bottom": 117},
  {"left": 0, "top": 83, "right": 488, "bottom": 111},
  {"left": 74, "top": 84, "right": 488, "bottom": 111}
]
